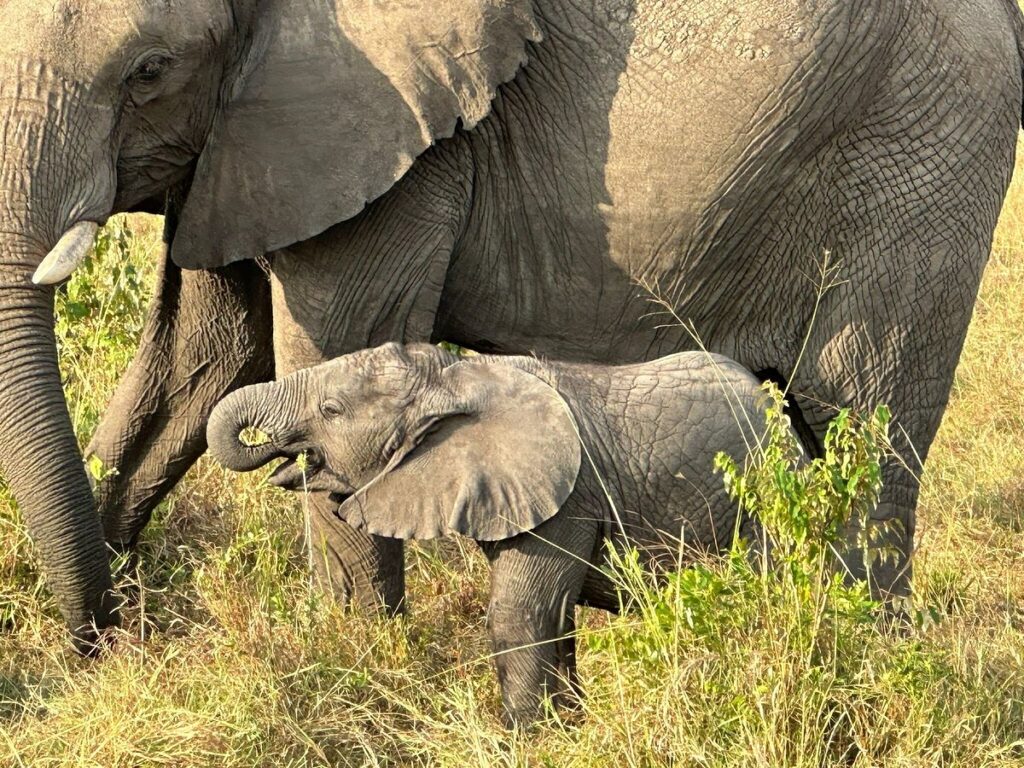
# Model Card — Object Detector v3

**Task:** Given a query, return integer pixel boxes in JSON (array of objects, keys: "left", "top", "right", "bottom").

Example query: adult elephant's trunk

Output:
[
  {"left": 207, "top": 373, "right": 308, "bottom": 473},
  {"left": 0, "top": 61, "right": 119, "bottom": 650},
  {"left": 0, "top": 244, "right": 119, "bottom": 650}
]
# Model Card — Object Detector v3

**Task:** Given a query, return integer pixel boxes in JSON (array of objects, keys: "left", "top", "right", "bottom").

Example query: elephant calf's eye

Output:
[{"left": 320, "top": 399, "right": 348, "bottom": 420}]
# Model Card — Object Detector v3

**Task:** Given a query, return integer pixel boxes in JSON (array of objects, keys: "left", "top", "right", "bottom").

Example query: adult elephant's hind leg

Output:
[
  {"left": 794, "top": 289, "right": 970, "bottom": 602},
  {"left": 773, "top": 5, "right": 1023, "bottom": 600},
  {"left": 790, "top": 57, "right": 1019, "bottom": 600}
]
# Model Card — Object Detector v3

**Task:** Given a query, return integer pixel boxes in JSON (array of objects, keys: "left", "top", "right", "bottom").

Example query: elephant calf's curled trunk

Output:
[{"left": 207, "top": 379, "right": 298, "bottom": 472}]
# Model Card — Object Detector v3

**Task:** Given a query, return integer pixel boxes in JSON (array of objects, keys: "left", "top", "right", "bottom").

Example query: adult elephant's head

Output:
[{"left": 0, "top": 0, "right": 540, "bottom": 650}]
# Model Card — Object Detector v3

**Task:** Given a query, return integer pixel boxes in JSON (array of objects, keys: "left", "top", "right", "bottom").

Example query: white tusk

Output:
[{"left": 31, "top": 221, "right": 99, "bottom": 286}]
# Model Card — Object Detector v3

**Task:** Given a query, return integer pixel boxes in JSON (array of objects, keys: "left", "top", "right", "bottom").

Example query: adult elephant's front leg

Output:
[
  {"left": 271, "top": 242, "right": 447, "bottom": 611},
  {"left": 88, "top": 252, "right": 274, "bottom": 551},
  {"left": 269, "top": 148, "right": 469, "bottom": 611}
]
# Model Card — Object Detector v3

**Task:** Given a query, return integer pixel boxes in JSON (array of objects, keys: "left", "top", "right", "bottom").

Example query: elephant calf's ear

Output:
[
  {"left": 340, "top": 364, "right": 581, "bottom": 542},
  {"left": 172, "top": 0, "right": 541, "bottom": 270}
]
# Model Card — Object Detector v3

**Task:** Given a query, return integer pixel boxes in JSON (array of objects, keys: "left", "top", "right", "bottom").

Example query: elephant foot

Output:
[
  {"left": 839, "top": 499, "right": 913, "bottom": 608},
  {"left": 69, "top": 588, "right": 122, "bottom": 657},
  {"left": 307, "top": 493, "right": 405, "bottom": 614},
  {"left": 497, "top": 665, "right": 581, "bottom": 730}
]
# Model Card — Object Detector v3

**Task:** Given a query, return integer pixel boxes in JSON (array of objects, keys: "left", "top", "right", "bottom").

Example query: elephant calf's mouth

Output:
[
  {"left": 266, "top": 450, "right": 357, "bottom": 503},
  {"left": 267, "top": 449, "right": 323, "bottom": 490}
]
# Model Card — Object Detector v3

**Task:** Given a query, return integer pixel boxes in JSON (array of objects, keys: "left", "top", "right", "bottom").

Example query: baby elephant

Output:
[{"left": 207, "top": 343, "right": 776, "bottom": 725}]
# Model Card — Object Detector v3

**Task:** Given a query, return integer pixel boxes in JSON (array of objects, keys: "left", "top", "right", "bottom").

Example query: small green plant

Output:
[
  {"left": 85, "top": 453, "right": 119, "bottom": 484},
  {"left": 238, "top": 426, "right": 272, "bottom": 448},
  {"left": 588, "top": 383, "right": 901, "bottom": 763},
  {"left": 715, "top": 383, "right": 891, "bottom": 594}
]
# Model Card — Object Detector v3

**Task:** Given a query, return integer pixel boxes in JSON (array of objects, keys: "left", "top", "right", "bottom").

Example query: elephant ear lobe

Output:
[
  {"left": 171, "top": 0, "right": 541, "bottom": 270},
  {"left": 339, "top": 363, "right": 581, "bottom": 542}
]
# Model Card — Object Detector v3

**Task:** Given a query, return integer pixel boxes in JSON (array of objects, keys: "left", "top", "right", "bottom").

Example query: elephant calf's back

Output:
[{"left": 555, "top": 352, "right": 769, "bottom": 558}]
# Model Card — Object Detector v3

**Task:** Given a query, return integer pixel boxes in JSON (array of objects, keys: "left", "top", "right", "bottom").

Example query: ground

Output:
[{"left": 1, "top": 140, "right": 1024, "bottom": 765}]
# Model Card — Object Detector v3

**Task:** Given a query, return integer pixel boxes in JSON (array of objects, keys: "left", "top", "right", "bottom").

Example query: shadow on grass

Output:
[
  {"left": 975, "top": 478, "right": 1024, "bottom": 533},
  {"left": 0, "top": 663, "right": 67, "bottom": 724}
]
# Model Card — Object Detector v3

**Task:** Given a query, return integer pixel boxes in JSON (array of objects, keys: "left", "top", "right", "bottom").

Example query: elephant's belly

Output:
[{"left": 437, "top": 0, "right": 894, "bottom": 366}]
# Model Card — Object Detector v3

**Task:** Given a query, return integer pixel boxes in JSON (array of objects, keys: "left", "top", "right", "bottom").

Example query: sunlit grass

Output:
[{"left": 1, "top": 139, "right": 1024, "bottom": 764}]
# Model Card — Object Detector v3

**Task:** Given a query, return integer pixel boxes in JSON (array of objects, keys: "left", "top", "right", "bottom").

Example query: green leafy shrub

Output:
[
  {"left": 577, "top": 387, "right": 1015, "bottom": 765},
  {"left": 716, "top": 386, "right": 891, "bottom": 589}
]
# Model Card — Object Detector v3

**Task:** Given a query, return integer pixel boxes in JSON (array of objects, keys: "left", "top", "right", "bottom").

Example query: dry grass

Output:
[{"left": 2, "top": 141, "right": 1024, "bottom": 764}]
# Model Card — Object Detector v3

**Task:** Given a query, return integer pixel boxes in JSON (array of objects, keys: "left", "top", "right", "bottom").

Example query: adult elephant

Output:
[{"left": 1, "top": 0, "right": 1022, "bottom": 648}]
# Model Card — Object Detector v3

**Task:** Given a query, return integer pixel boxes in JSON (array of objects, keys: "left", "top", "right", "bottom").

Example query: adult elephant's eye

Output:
[{"left": 128, "top": 54, "right": 171, "bottom": 87}]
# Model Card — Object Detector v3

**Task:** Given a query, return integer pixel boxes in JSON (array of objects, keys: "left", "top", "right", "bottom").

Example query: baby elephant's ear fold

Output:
[{"left": 340, "top": 363, "right": 581, "bottom": 541}]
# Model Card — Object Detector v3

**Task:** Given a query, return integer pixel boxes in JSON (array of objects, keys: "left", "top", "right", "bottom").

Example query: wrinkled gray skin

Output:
[
  {"left": 207, "top": 343, "right": 775, "bottom": 725},
  {"left": 1, "top": 0, "right": 1023, "bottom": 649}
]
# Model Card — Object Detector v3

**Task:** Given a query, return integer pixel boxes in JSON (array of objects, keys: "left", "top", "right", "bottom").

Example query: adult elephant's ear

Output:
[
  {"left": 340, "top": 363, "right": 582, "bottom": 542},
  {"left": 171, "top": 0, "right": 541, "bottom": 269}
]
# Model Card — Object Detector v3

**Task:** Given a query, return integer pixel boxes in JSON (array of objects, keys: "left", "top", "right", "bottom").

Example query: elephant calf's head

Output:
[{"left": 207, "top": 344, "right": 582, "bottom": 542}]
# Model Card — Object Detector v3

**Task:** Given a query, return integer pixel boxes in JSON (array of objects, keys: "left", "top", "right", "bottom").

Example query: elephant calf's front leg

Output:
[
  {"left": 487, "top": 592, "right": 578, "bottom": 727},
  {"left": 482, "top": 514, "right": 598, "bottom": 726},
  {"left": 305, "top": 494, "right": 405, "bottom": 612}
]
